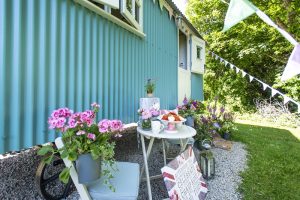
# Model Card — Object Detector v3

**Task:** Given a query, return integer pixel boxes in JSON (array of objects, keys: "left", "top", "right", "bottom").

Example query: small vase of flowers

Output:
[{"left": 137, "top": 107, "right": 160, "bottom": 130}]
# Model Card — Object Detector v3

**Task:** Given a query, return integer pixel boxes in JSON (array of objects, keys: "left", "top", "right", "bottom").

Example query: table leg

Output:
[
  {"left": 180, "top": 139, "right": 189, "bottom": 152},
  {"left": 140, "top": 135, "right": 153, "bottom": 200},
  {"left": 162, "top": 139, "right": 167, "bottom": 166},
  {"left": 140, "top": 137, "right": 155, "bottom": 180}
]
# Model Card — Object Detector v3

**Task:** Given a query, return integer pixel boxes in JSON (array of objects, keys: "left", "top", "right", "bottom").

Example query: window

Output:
[
  {"left": 90, "top": 0, "right": 143, "bottom": 32},
  {"left": 179, "top": 31, "right": 188, "bottom": 70},
  {"left": 196, "top": 46, "right": 202, "bottom": 59},
  {"left": 120, "top": 0, "right": 143, "bottom": 31}
]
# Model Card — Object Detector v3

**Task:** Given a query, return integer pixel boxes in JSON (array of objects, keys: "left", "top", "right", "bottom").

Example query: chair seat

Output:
[{"left": 87, "top": 162, "right": 140, "bottom": 200}]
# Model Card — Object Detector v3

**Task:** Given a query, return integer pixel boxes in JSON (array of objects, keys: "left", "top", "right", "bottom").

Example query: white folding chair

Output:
[{"left": 55, "top": 137, "right": 140, "bottom": 200}]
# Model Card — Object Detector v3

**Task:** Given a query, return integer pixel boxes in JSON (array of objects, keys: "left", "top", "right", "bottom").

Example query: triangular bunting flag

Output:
[
  {"left": 283, "top": 96, "right": 291, "bottom": 104},
  {"left": 168, "top": 10, "right": 173, "bottom": 20},
  {"left": 223, "top": 0, "right": 258, "bottom": 31},
  {"left": 235, "top": 67, "right": 240, "bottom": 73},
  {"left": 271, "top": 89, "right": 278, "bottom": 97},
  {"left": 241, "top": 71, "right": 247, "bottom": 77},
  {"left": 249, "top": 75, "right": 254, "bottom": 82},
  {"left": 224, "top": 60, "right": 228, "bottom": 66},
  {"left": 230, "top": 64, "right": 234, "bottom": 69},
  {"left": 220, "top": 58, "right": 224, "bottom": 63},
  {"left": 215, "top": 55, "right": 219, "bottom": 60},
  {"left": 262, "top": 83, "right": 268, "bottom": 90},
  {"left": 158, "top": 0, "right": 164, "bottom": 10},
  {"left": 281, "top": 44, "right": 300, "bottom": 81}
]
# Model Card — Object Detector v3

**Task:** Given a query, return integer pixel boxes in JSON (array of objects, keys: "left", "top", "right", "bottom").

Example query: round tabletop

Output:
[{"left": 137, "top": 125, "right": 196, "bottom": 139}]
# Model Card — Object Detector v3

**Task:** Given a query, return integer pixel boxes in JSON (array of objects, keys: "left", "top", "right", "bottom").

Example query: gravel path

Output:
[{"left": 0, "top": 131, "right": 247, "bottom": 200}]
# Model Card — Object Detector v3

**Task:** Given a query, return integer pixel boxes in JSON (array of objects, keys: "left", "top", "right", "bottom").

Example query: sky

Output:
[{"left": 172, "top": 0, "right": 188, "bottom": 14}]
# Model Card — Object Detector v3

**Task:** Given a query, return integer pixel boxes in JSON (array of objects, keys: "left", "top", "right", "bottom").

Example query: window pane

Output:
[
  {"left": 197, "top": 46, "right": 201, "bottom": 59},
  {"left": 135, "top": 2, "right": 139, "bottom": 22},
  {"left": 126, "top": 0, "right": 132, "bottom": 13}
]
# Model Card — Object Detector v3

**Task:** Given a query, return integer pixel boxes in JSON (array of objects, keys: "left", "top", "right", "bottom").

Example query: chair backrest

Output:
[{"left": 55, "top": 137, "right": 92, "bottom": 200}]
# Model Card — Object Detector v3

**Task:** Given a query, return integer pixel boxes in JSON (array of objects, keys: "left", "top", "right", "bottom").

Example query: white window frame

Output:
[
  {"left": 120, "top": 0, "right": 143, "bottom": 31},
  {"left": 92, "top": 0, "right": 119, "bottom": 9}
]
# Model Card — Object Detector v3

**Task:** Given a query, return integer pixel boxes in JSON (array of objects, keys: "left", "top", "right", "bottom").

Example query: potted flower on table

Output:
[
  {"left": 137, "top": 107, "right": 160, "bottom": 130},
  {"left": 38, "top": 103, "right": 123, "bottom": 189},
  {"left": 177, "top": 96, "right": 205, "bottom": 127}
]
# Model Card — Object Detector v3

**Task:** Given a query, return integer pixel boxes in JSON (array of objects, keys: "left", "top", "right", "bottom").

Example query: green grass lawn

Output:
[{"left": 232, "top": 122, "right": 300, "bottom": 200}]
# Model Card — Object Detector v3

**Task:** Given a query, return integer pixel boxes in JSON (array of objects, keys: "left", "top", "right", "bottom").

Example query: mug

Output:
[{"left": 151, "top": 120, "right": 163, "bottom": 134}]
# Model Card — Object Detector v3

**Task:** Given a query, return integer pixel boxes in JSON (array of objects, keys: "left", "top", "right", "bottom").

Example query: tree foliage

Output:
[{"left": 186, "top": 0, "right": 300, "bottom": 111}]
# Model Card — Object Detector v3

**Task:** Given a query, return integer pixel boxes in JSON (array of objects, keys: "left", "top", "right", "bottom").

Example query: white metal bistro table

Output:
[{"left": 137, "top": 125, "right": 196, "bottom": 200}]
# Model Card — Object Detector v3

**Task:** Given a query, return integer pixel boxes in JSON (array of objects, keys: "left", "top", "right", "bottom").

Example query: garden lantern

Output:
[{"left": 199, "top": 150, "right": 215, "bottom": 179}]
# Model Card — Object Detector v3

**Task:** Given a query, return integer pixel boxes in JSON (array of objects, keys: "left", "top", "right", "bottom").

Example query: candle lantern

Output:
[{"left": 199, "top": 150, "right": 215, "bottom": 179}]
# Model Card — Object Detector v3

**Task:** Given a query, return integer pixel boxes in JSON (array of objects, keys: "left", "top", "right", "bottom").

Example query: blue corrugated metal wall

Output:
[
  {"left": 0, "top": 0, "right": 178, "bottom": 153},
  {"left": 191, "top": 73, "right": 204, "bottom": 101}
]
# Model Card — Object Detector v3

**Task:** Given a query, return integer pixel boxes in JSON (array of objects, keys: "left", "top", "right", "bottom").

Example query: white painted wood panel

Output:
[
  {"left": 191, "top": 35, "right": 205, "bottom": 74},
  {"left": 178, "top": 67, "right": 191, "bottom": 104}
]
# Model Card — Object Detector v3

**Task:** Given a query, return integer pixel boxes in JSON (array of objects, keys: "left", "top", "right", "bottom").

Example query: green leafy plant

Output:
[
  {"left": 38, "top": 103, "right": 123, "bottom": 190},
  {"left": 186, "top": 0, "right": 300, "bottom": 112},
  {"left": 145, "top": 78, "right": 155, "bottom": 94}
]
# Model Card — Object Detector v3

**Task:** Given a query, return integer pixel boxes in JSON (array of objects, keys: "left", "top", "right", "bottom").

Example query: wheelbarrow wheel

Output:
[{"left": 35, "top": 144, "right": 75, "bottom": 200}]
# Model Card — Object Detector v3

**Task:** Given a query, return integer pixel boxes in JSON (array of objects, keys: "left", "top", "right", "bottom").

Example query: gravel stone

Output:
[{"left": 0, "top": 131, "right": 247, "bottom": 200}]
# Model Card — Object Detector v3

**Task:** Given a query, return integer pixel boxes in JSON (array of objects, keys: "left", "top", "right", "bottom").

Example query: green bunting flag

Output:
[{"left": 223, "top": 0, "right": 258, "bottom": 31}]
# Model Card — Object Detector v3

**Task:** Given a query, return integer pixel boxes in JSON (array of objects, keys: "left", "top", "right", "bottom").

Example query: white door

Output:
[{"left": 178, "top": 67, "right": 191, "bottom": 104}]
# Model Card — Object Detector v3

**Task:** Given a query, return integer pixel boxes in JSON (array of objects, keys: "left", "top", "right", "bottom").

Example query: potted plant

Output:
[
  {"left": 177, "top": 96, "right": 205, "bottom": 127},
  {"left": 145, "top": 78, "right": 155, "bottom": 97},
  {"left": 38, "top": 103, "right": 123, "bottom": 189}
]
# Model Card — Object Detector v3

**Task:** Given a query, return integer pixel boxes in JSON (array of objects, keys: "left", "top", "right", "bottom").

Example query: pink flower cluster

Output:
[
  {"left": 75, "top": 130, "right": 96, "bottom": 141},
  {"left": 48, "top": 108, "right": 73, "bottom": 129},
  {"left": 138, "top": 108, "right": 160, "bottom": 120},
  {"left": 98, "top": 119, "right": 123, "bottom": 133},
  {"left": 72, "top": 110, "right": 95, "bottom": 127},
  {"left": 48, "top": 103, "right": 124, "bottom": 140}
]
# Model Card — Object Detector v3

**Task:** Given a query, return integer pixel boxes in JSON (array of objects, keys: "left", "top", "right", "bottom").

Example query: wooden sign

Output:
[{"left": 161, "top": 147, "right": 208, "bottom": 200}]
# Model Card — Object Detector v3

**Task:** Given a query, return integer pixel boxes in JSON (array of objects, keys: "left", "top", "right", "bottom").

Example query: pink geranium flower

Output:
[
  {"left": 110, "top": 120, "right": 123, "bottom": 132},
  {"left": 98, "top": 119, "right": 111, "bottom": 133},
  {"left": 76, "top": 130, "right": 86, "bottom": 136},
  {"left": 87, "top": 133, "right": 96, "bottom": 141}
]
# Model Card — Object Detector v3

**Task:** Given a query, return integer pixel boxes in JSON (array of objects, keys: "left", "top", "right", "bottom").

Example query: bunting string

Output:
[{"left": 208, "top": 50, "right": 300, "bottom": 113}]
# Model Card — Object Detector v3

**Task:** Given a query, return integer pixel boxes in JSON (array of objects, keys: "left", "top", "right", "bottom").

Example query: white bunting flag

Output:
[
  {"left": 223, "top": 0, "right": 258, "bottom": 31},
  {"left": 281, "top": 44, "right": 300, "bottom": 81},
  {"left": 220, "top": 58, "right": 224, "bottom": 63},
  {"left": 271, "top": 89, "right": 278, "bottom": 97},
  {"left": 236, "top": 67, "right": 240, "bottom": 73},
  {"left": 215, "top": 55, "right": 219, "bottom": 60},
  {"left": 262, "top": 83, "right": 268, "bottom": 90},
  {"left": 283, "top": 96, "right": 291, "bottom": 104},
  {"left": 249, "top": 75, "right": 254, "bottom": 82},
  {"left": 230, "top": 64, "right": 234, "bottom": 69},
  {"left": 241, "top": 71, "right": 247, "bottom": 77},
  {"left": 168, "top": 9, "right": 173, "bottom": 20},
  {"left": 224, "top": 60, "right": 229, "bottom": 66}
]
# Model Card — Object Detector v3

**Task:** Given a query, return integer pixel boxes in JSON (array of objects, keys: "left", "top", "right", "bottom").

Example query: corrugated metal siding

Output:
[
  {"left": 191, "top": 73, "right": 204, "bottom": 101},
  {"left": 0, "top": 0, "right": 178, "bottom": 153}
]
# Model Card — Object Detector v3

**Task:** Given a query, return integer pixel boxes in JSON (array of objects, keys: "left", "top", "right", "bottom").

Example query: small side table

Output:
[{"left": 137, "top": 125, "right": 196, "bottom": 200}]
